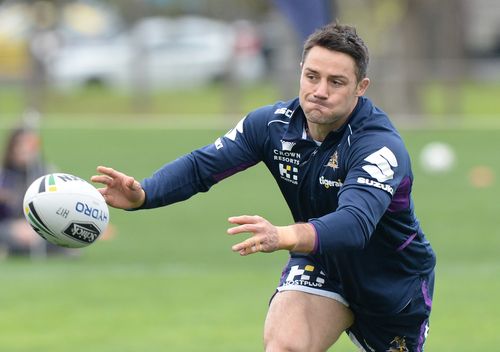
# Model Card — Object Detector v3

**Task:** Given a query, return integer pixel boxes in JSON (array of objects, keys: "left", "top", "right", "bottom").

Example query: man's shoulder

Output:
[
  {"left": 349, "top": 97, "right": 402, "bottom": 142},
  {"left": 222, "top": 98, "right": 299, "bottom": 146},
  {"left": 352, "top": 97, "right": 394, "bottom": 128},
  {"left": 345, "top": 98, "right": 410, "bottom": 162}
]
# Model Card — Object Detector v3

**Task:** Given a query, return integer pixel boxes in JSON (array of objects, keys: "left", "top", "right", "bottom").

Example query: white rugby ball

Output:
[{"left": 23, "top": 173, "right": 109, "bottom": 248}]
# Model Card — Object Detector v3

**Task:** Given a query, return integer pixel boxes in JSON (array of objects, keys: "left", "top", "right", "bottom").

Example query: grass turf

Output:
[{"left": 0, "top": 120, "right": 499, "bottom": 351}]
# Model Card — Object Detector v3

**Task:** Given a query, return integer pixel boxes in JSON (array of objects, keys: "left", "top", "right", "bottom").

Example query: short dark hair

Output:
[{"left": 302, "top": 23, "right": 369, "bottom": 82}]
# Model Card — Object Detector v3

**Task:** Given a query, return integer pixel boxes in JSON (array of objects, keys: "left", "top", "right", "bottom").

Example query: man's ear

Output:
[{"left": 356, "top": 77, "right": 370, "bottom": 96}]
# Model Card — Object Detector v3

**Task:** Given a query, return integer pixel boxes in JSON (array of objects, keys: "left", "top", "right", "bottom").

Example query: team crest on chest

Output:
[{"left": 326, "top": 150, "right": 339, "bottom": 169}]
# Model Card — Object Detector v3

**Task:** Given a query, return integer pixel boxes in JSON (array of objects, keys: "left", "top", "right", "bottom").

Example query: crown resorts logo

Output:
[{"left": 279, "top": 163, "right": 298, "bottom": 184}]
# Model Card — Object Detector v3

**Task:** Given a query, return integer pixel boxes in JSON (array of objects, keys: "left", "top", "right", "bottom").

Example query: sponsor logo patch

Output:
[
  {"left": 274, "top": 107, "right": 293, "bottom": 117},
  {"left": 63, "top": 222, "right": 100, "bottom": 243},
  {"left": 319, "top": 176, "right": 343, "bottom": 189},
  {"left": 283, "top": 264, "right": 326, "bottom": 288},
  {"left": 357, "top": 146, "right": 397, "bottom": 195},
  {"left": 279, "top": 163, "right": 298, "bottom": 184},
  {"left": 362, "top": 146, "right": 398, "bottom": 182},
  {"left": 273, "top": 149, "right": 301, "bottom": 165},
  {"left": 281, "top": 140, "right": 296, "bottom": 152},
  {"left": 357, "top": 177, "right": 394, "bottom": 195}
]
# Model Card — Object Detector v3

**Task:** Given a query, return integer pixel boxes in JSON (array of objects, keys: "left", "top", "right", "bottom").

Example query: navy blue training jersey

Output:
[{"left": 139, "top": 96, "right": 436, "bottom": 315}]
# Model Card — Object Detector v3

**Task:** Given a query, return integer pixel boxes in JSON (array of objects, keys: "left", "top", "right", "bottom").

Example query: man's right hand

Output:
[{"left": 91, "top": 166, "right": 145, "bottom": 209}]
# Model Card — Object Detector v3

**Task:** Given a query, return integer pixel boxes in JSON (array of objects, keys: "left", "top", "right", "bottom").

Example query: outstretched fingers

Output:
[
  {"left": 227, "top": 215, "right": 279, "bottom": 256},
  {"left": 90, "top": 166, "right": 145, "bottom": 209},
  {"left": 90, "top": 174, "right": 113, "bottom": 186},
  {"left": 232, "top": 238, "right": 263, "bottom": 256},
  {"left": 91, "top": 166, "right": 119, "bottom": 186},
  {"left": 92, "top": 166, "right": 138, "bottom": 190},
  {"left": 96, "top": 165, "right": 119, "bottom": 178},
  {"left": 228, "top": 215, "right": 262, "bottom": 226},
  {"left": 227, "top": 215, "right": 265, "bottom": 238}
]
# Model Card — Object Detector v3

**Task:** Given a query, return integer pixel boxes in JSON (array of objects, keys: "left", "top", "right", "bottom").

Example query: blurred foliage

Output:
[
  {"left": 2, "top": 80, "right": 500, "bottom": 125},
  {"left": 1, "top": 81, "right": 280, "bottom": 118},
  {"left": 104, "top": 0, "right": 271, "bottom": 23},
  {"left": 1, "top": 0, "right": 498, "bottom": 117},
  {"left": 422, "top": 81, "right": 500, "bottom": 117}
]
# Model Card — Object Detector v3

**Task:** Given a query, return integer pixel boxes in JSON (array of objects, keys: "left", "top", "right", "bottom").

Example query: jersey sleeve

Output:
[
  {"left": 138, "top": 109, "right": 269, "bottom": 209},
  {"left": 310, "top": 132, "right": 411, "bottom": 253}
]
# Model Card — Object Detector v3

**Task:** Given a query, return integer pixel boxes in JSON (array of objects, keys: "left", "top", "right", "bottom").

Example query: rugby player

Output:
[{"left": 92, "top": 23, "right": 436, "bottom": 352}]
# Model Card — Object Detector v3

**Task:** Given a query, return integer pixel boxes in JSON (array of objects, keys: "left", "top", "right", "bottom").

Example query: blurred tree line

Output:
[
  {"left": 3, "top": 0, "right": 491, "bottom": 116},
  {"left": 106, "top": 0, "right": 470, "bottom": 115}
]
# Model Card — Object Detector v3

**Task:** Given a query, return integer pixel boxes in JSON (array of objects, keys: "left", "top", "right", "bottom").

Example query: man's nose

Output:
[{"left": 313, "top": 79, "right": 328, "bottom": 98}]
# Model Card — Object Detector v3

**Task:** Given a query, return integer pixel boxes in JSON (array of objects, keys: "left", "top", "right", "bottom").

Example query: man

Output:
[{"left": 92, "top": 23, "right": 435, "bottom": 352}]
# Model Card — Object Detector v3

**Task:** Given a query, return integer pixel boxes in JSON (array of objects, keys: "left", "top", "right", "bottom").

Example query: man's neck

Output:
[{"left": 307, "top": 118, "right": 347, "bottom": 142}]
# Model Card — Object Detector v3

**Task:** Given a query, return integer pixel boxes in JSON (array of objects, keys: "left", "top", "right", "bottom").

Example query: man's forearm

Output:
[{"left": 277, "top": 222, "right": 317, "bottom": 254}]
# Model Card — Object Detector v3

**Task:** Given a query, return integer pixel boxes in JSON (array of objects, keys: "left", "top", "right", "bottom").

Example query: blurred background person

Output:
[{"left": 0, "top": 125, "right": 59, "bottom": 257}]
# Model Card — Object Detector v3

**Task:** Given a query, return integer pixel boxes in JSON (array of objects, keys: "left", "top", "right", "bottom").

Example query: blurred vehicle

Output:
[
  {"left": 0, "top": 2, "right": 32, "bottom": 80},
  {"left": 47, "top": 16, "right": 266, "bottom": 90},
  {"left": 0, "top": 0, "right": 121, "bottom": 82}
]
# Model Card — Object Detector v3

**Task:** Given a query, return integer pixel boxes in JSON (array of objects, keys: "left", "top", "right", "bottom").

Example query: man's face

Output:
[{"left": 299, "top": 46, "right": 369, "bottom": 134}]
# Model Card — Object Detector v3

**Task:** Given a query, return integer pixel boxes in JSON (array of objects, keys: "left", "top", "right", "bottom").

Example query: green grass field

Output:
[{"left": 0, "top": 114, "right": 499, "bottom": 351}]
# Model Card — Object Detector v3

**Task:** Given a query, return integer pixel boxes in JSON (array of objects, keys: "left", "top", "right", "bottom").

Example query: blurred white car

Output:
[{"left": 47, "top": 16, "right": 266, "bottom": 90}]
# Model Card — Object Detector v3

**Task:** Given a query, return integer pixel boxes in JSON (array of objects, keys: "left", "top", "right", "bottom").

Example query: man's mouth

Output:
[{"left": 308, "top": 100, "right": 328, "bottom": 109}]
